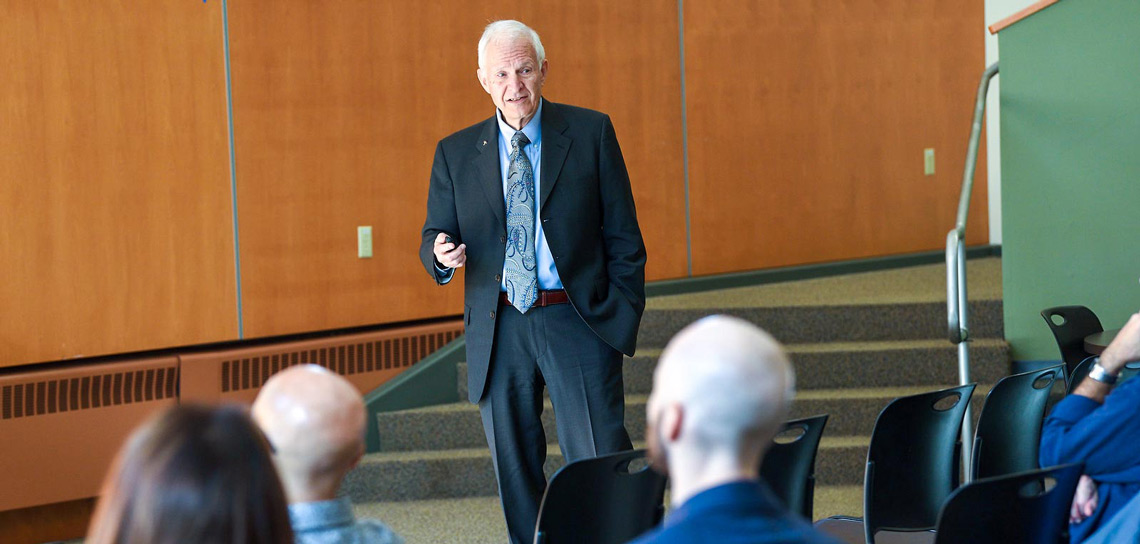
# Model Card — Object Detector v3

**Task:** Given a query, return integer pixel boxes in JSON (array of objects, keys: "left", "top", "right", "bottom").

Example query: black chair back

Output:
[
  {"left": 1066, "top": 355, "right": 1140, "bottom": 394},
  {"left": 934, "top": 463, "right": 1082, "bottom": 544},
  {"left": 863, "top": 384, "right": 975, "bottom": 544},
  {"left": 1041, "top": 305, "right": 1103, "bottom": 377},
  {"left": 533, "top": 449, "right": 667, "bottom": 544},
  {"left": 760, "top": 414, "right": 829, "bottom": 520},
  {"left": 972, "top": 366, "right": 1064, "bottom": 480},
  {"left": 1067, "top": 355, "right": 1097, "bottom": 393}
]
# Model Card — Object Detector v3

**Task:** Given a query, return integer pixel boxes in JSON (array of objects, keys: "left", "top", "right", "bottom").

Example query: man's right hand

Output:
[
  {"left": 1100, "top": 312, "right": 1140, "bottom": 374},
  {"left": 433, "top": 232, "right": 467, "bottom": 269}
]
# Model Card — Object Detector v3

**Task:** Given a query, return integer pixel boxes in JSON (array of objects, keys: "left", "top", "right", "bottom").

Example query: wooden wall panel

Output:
[
  {"left": 683, "top": 1, "right": 989, "bottom": 276},
  {"left": 228, "top": 1, "right": 686, "bottom": 338},
  {"left": 1, "top": 1, "right": 992, "bottom": 362},
  {"left": 0, "top": 1, "right": 237, "bottom": 367}
]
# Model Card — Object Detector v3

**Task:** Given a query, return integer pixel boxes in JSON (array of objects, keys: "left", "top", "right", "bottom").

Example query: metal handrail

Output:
[{"left": 946, "top": 62, "right": 998, "bottom": 483}]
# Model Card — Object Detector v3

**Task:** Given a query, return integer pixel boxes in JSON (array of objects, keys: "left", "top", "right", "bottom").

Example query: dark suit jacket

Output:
[{"left": 420, "top": 100, "right": 646, "bottom": 403}]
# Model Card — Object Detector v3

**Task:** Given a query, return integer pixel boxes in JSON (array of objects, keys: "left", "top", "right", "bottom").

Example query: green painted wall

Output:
[{"left": 999, "top": 0, "right": 1140, "bottom": 361}]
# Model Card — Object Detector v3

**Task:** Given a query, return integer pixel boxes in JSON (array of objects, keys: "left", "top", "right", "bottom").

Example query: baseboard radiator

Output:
[
  {"left": 0, "top": 357, "right": 180, "bottom": 513},
  {"left": 0, "top": 319, "right": 463, "bottom": 534},
  {"left": 180, "top": 321, "right": 464, "bottom": 404}
]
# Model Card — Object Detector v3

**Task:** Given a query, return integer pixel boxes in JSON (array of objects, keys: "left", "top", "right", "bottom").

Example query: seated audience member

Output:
[
  {"left": 87, "top": 404, "right": 293, "bottom": 544},
  {"left": 252, "top": 365, "right": 403, "bottom": 544},
  {"left": 1041, "top": 311, "right": 1140, "bottom": 542},
  {"left": 630, "top": 315, "right": 840, "bottom": 544}
]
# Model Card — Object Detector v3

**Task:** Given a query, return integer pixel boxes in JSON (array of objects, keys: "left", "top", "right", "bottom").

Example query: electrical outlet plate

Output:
[
  {"left": 357, "top": 226, "right": 373, "bottom": 258},
  {"left": 924, "top": 148, "right": 935, "bottom": 176}
]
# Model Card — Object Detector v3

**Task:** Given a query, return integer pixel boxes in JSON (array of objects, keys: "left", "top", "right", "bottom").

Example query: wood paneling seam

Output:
[
  {"left": 678, "top": 0, "right": 693, "bottom": 277},
  {"left": 221, "top": 0, "right": 245, "bottom": 338}
]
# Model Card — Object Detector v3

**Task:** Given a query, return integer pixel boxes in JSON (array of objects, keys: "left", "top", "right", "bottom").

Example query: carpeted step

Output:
[
  {"left": 814, "top": 436, "right": 870, "bottom": 487},
  {"left": 343, "top": 445, "right": 501, "bottom": 502},
  {"left": 375, "top": 386, "right": 988, "bottom": 453},
  {"left": 344, "top": 442, "right": 622, "bottom": 503},
  {"left": 354, "top": 259, "right": 1006, "bottom": 515},
  {"left": 636, "top": 300, "right": 1003, "bottom": 349},
  {"left": 456, "top": 338, "right": 1008, "bottom": 405},
  {"left": 343, "top": 437, "right": 870, "bottom": 504}
]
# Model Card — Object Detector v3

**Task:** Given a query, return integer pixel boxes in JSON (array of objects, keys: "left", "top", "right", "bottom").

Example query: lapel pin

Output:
[{"left": 482, "top": 140, "right": 487, "bottom": 146}]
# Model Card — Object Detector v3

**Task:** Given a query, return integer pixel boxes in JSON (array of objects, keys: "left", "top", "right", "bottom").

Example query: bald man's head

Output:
[
  {"left": 252, "top": 365, "right": 366, "bottom": 502},
  {"left": 646, "top": 316, "right": 794, "bottom": 475}
]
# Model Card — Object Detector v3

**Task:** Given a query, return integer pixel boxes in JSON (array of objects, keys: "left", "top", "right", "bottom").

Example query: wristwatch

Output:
[{"left": 1088, "top": 358, "right": 1119, "bottom": 385}]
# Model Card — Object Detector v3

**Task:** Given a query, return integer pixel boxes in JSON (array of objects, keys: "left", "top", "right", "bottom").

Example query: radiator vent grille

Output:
[
  {"left": 2, "top": 366, "right": 179, "bottom": 420},
  {"left": 220, "top": 329, "right": 460, "bottom": 393}
]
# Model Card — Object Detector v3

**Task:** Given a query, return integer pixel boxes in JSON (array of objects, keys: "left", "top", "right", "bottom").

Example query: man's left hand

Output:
[{"left": 1071, "top": 475, "right": 1099, "bottom": 523}]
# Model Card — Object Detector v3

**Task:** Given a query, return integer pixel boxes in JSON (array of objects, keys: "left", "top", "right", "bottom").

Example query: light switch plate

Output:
[
  {"left": 924, "top": 148, "right": 935, "bottom": 176},
  {"left": 357, "top": 226, "right": 373, "bottom": 258}
]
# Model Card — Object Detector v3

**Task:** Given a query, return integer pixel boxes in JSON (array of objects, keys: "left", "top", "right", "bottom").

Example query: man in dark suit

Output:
[
  {"left": 419, "top": 20, "right": 645, "bottom": 544},
  {"left": 632, "top": 316, "right": 839, "bottom": 544}
]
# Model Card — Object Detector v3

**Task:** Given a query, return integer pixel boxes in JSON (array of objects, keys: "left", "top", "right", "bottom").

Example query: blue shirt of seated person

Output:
[
  {"left": 1041, "top": 375, "right": 1140, "bottom": 543},
  {"left": 628, "top": 480, "right": 839, "bottom": 544},
  {"left": 1041, "top": 312, "right": 1140, "bottom": 543}
]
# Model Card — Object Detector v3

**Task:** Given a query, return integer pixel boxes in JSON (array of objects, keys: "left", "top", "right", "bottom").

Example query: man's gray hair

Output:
[{"left": 477, "top": 20, "right": 546, "bottom": 68}]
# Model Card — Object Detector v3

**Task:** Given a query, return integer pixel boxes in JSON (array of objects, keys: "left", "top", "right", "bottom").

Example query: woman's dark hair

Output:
[{"left": 87, "top": 404, "right": 293, "bottom": 544}]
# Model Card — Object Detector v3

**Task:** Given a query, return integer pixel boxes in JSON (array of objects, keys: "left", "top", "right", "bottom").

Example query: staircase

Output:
[{"left": 342, "top": 257, "right": 1008, "bottom": 542}]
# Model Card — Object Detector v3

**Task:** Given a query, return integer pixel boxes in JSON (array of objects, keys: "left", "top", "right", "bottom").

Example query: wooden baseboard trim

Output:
[{"left": 0, "top": 497, "right": 95, "bottom": 544}]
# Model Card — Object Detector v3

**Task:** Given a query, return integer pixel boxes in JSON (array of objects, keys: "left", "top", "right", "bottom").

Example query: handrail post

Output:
[
  {"left": 947, "top": 62, "right": 998, "bottom": 484},
  {"left": 956, "top": 238, "right": 973, "bottom": 482}
]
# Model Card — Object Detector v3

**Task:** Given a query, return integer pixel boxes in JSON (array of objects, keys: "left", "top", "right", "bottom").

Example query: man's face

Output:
[{"left": 478, "top": 38, "right": 547, "bottom": 130}]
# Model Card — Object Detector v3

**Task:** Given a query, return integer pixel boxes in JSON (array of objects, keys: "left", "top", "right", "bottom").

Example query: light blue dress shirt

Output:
[
  {"left": 288, "top": 497, "right": 403, "bottom": 544},
  {"left": 494, "top": 99, "right": 562, "bottom": 291}
]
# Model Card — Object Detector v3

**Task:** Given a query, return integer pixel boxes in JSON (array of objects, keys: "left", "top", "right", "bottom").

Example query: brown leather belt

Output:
[{"left": 499, "top": 289, "right": 569, "bottom": 307}]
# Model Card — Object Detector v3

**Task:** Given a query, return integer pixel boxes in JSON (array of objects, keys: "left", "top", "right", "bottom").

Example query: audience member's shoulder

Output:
[
  {"left": 355, "top": 518, "right": 404, "bottom": 544},
  {"left": 627, "top": 515, "right": 839, "bottom": 544},
  {"left": 770, "top": 514, "right": 841, "bottom": 544},
  {"left": 293, "top": 518, "right": 403, "bottom": 544}
]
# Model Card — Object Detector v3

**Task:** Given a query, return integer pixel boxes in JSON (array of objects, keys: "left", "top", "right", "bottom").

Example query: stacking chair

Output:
[
  {"left": 1065, "top": 355, "right": 1140, "bottom": 394},
  {"left": 533, "top": 449, "right": 667, "bottom": 544},
  {"left": 972, "top": 366, "right": 1064, "bottom": 480},
  {"left": 1067, "top": 356, "right": 1098, "bottom": 394},
  {"left": 1041, "top": 306, "right": 1103, "bottom": 377},
  {"left": 760, "top": 414, "right": 829, "bottom": 520},
  {"left": 934, "top": 463, "right": 1082, "bottom": 544},
  {"left": 816, "top": 384, "right": 975, "bottom": 544}
]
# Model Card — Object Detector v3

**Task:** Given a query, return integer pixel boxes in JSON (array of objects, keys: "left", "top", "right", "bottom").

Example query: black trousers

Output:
[{"left": 479, "top": 301, "right": 632, "bottom": 544}]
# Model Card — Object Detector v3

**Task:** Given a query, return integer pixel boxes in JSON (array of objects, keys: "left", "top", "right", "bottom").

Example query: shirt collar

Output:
[
  {"left": 496, "top": 98, "right": 543, "bottom": 148},
  {"left": 666, "top": 480, "right": 781, "bottom": 527},
  {"left": 288, "top": 497, "right": 356, "bottom": 532}
]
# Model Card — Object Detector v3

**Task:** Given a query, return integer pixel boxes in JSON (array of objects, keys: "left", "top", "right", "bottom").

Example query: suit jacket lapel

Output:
[
  {"left": 472, "top": 117, "right": 505, "bottom": 227},
  {"left": 540, "top": 101, "right": 570, "bottom": 209}
]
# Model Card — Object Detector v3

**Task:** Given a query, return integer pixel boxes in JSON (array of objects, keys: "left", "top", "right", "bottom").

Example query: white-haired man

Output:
[
  {"left": 632, "top": 316, "right": 839, "bottom": 543},
  {"left": 252, "top": 365, "right": 402, "bottom": 544},
  {"left": 1041, "top": 311, "right": 1140, "bottom": 543},
  {"left": 419, "top": 19, "right": 645, "bottom": 544}
]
